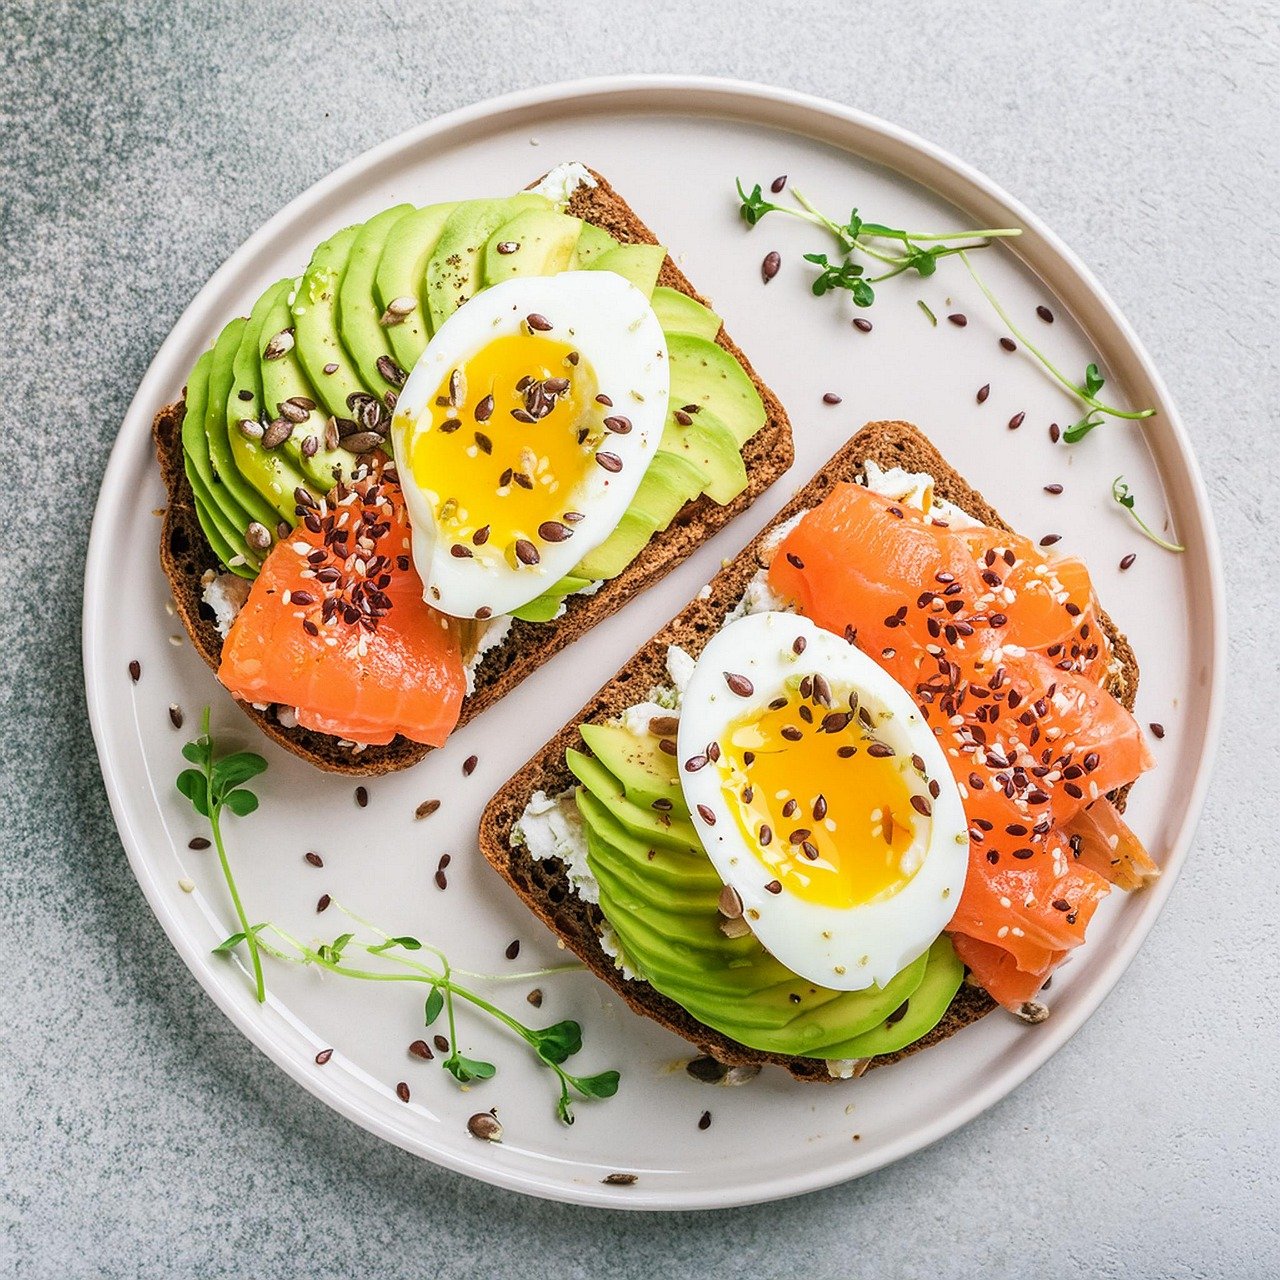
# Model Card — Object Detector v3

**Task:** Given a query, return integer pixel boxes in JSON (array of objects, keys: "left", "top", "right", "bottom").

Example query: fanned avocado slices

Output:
[
  {"left": 424, "top": 193, "right": 550, "bottom": 331},
  {"left": 258, "top": 285, "right": 351, "bottom": 491},
  {"left": 667, "top": 333, "right": 766, "bottom": 446},
  {"left": 292, "top": 222, "right": 370, "bottom": 420},
  {"left": 339, "top": 203, "right": 415, "bottom": 400},
  {"left": 227, "top": 279, "right": 310, "bottom": 522},
  {"left": 374, "top": 201, "right": 458, "bottom": 372},
  {"left": 204, "top": 318, "right": 281, "bottom": 538},
  {"left": 650, "top": 286, "right": 721, "bottom": 342},
  {"left": 482, "top": 207, "right": 583, "bottom": 286},
  {"left": 181, "top": 349, "right": 259, "bottom": 575},
  {"left": 588, "top": 243, "right": 666, "bottom": 299}
]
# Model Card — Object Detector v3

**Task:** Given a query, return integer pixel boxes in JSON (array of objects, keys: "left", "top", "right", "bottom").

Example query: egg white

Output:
[
  {"left": 676, "top": 612, "right": 969, "bottom": 992},
  {"left": 391, "top": 271, "right": 668, "bottom": 619}
]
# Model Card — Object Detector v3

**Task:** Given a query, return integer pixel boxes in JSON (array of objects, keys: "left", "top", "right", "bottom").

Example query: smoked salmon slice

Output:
[
  {"left": 218, "top": 465, "right": 465, "bottom": 746},
  {"left": 767, "top": 480, "right": 1157, "bottom": 1008}
]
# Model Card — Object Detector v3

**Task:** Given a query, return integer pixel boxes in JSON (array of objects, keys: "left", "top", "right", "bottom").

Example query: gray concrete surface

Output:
[{"left": 2, "top": 1, "right": 1276, "bottom": 1276}]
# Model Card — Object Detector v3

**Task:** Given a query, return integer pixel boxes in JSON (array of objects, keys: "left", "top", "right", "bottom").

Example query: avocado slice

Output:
[
  {"left": 566, "top": 748, "right": 700, "bottom": 853},
  {"left": 424, "top": 193, "right": 550, "bottom": 330},
  {"left": 634, "top": 449, "right": 710, "bottom": 531},
  {"left": 667, "top": 333, "right": 766, "bottom": 447},
  {"left": 651, "top": 286, "right": 721, "bottom": 341},
  {"left": 660, "top": 402, "right": 748, "bottom": 505},
  {"left": 572, "top": 507, "right": 660, "bottom": 581},
  {"left": 587, "top": 243, "right": 666, "bottom": 299},
  {"left": 571, "top": 223, "right": 618, "bottom": 267},
  {"left": 292, "top": 223, "right": 373, "bottom": 420},
  {"left": 579, "top": 721, "right": 688, "bottom": 818},
  {"left": 482, "top": 207, "right": 582, "bottom": 286},
  {"left": 373, "top": 201, "right": 458, "bottom": 372},
  {"left": 182, "top": 348, "right": 258, "bottom": 575},
  {"left": 339, "top": 203, "right": 415, "bottom": 399},
  {"left": 259, "top": 286, "right": 351, "bottom": 491},
  {"left": 204, "top": 317, "right": 281, "bottom": 536},
  {"left": 507, "top": 574, "right": 594, "bottom": 624},
  {"left": 808, "top": 937, "right": 964, "bottom": 1059},
  {"left": 576, "top": 791, "right": 718, "bottom": 900},
  {"left": 227, "top": 278, "right": 310, "bottom": 521}
]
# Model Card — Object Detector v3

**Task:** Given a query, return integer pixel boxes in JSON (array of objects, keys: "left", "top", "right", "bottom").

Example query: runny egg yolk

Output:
[
  {"left": 405, "top": 333, "right": 602, "bottom": 562},
  {"left": 717, "top": 683, "right": 920, "bottom": 910}
]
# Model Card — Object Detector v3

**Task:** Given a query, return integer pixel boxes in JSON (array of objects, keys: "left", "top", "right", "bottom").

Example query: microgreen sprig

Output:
[
  {"left": 177, "top": 709, "right": 268, "bottom": 1001},
  {"left": 736, "top": 177, "right": 1159, "bottom": 448},
  {"left": 243, "top": 908, "right": 619, "bottom": 1124},
  {"left": 957, "top": 251, "right": 1156, "bottom": 442},
  {"left": 1112, "top": 476, "right": 1186, "bottom": 552}
]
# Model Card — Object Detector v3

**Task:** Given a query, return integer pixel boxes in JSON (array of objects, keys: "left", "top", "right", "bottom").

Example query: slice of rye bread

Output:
[
  {"left": 153, "top": 167, "right": 794, "bottom": 775},
  {"left": 478, "top": 420, "right": 1140, "bottom": 1083}
]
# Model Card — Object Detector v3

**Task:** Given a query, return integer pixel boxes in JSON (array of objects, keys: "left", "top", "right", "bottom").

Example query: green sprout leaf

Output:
[
  {"left": 1063, "top": 410, "right": 1105, "bottom": 444},
  {"left": 571, "top": 1070, "right": 621, "bottom": 1099},
  {"left": 444, "top": 1053, "right": 497, "bottom": 1084},
  {"left": 424, "top": 986, "right": 445, "bottom": 1026},
  {"left": 735, "top": 178, "right": 780, "bottom": 227},
  {"left": 1112, "top": 476, "right": 1186, "bottom": 552},
  {"left": 532, "top": 1020, "right": 583, "bottom": 1066},
  {"left": 182, "top": 709, "right": 267, "bottom": 1002}
]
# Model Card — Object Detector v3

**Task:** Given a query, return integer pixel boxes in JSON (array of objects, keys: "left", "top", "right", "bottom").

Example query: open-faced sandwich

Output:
[
  {"left": 480, "top": 421, "right": 1160, "bottom": 1080},
  {"left": 154, "top": 164, "right": 792, "bottom": 773}
]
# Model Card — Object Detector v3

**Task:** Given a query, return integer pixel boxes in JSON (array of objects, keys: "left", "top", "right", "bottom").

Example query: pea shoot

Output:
[
  {"left": 735, "top": 177, "right": 1158, "bottom": 445},
  {"left": 1112, "top": 476, "right": 1186, "bottom": 552},
  {"left": 177, "top": 708, "right": 268, "bottom": 1001}
]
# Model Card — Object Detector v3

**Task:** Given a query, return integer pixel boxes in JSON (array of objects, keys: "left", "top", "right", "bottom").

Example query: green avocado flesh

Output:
[
  {"left": 569, "top": 725, "right": 964, "bottom": 1059},
  {"left": 181, "top": 187, "right": 767, "bottom": 605}
]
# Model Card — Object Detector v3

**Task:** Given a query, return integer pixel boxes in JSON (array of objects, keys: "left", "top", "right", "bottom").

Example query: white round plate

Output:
[{"left": 84, "top": 76, "right": 1224, "bottom": 1210}]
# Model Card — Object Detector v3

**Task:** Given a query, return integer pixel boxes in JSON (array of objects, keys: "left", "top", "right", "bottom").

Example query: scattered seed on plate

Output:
[
  {"left": 761, "top": 250, "right": 780, "bottom": 283},
  {"left": 1008, "top": 411, "right": 1025, "bottom": 430},
  {"left": 188, "top": 837, "right": 211, "bottom": 850},
  {"left": 1149, "top": 722, "right": 1166, "bottom": 739},
  {"left": 415, "top": 799, "right": 441, "bottom": 820},
  {"left": 355, "top": 785, "right": 368, "bottom": 808},
  {"left": 770, "top": 174, "right": 787, "bottom": 193},
  {"left": 999, "top": 336, "right": 1017, "bottom": 352},
  {"left": 698, "top": 1110, "right": 712, "bottom": 1131},
  {"left": 434, "top": 869, "right": 448, "bottom": 891},
  {"left": 396, "top": 1082, "right": 411, "bottom": 1103},
  {"left": 852, "top": 317, "right": 873, "bottom": 333},
  {"left": 1120, "top": 553, "right": 1137, "bottom": 571},
  {"left": 527, "top": 988, "right": 543, "bottom": 1008},
  {"left": 409, "top": 1039, "right": 433, "bottom": 1060},
  {"left": 1039, "top": 534, "right": 1062, "bottom": 547},
  {"left": 1044, "top": 483, "right": 1063, "bottom": 495},
  {"left": 1049, "top": 423, "right": 1061, "bottom": 443},
  {"left": 168, "top": 704, "right": 183, "bottom": 729},
  {"left": 1036, "top": 304, "right": 1055, "bottom": 323},
  {"left": 128, "top": 660, "right": 141, "bottom": 683},
  {"left": 434, "top": 1034, "right": 449, "bottom": 1053},
  {"left": 304, "top": 851, "right": 323, "bottom": 868},
  {"left": 505, "top": 939, "right": 521, "bottom": 960},
  {"left": 947, "top": 313, "right": 967, "bottom": 327},
  {"left": 462, "top": 755, "right": 478, "bottom": 777},
  {"left": 316, "top": 893, "right": 331, "bottom": 913},
  {"left": 602, "top": 1173, "right": 637, "bottom": 1186},
  {"left": 976, "top": 383, "right": 990, "bottom": 404},
  {"left": 314, "top": 1048, "right": 333, "bottom": 1065},
  {"left": 468, "top": 1113, "right": 503, "bottom": 1142},
  {"left": 822, "top": 392, "right": 843, "bottom": 405}
]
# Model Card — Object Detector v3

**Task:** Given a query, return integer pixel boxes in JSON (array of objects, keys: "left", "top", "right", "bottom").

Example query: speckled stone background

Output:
[{"left": 3, "top": 1, "right": 1277, "bottom": 1275}]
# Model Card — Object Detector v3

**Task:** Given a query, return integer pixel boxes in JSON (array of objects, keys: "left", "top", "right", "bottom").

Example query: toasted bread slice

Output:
[
  {"left": 154, "top": 169, "right": 793, "bottom": 775},
  {"left": 478, "top": 420, "right": 1140, "bottom": 1082}
]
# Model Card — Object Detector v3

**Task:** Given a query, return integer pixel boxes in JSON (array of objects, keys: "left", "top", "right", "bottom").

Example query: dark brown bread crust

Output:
[
  {"left": 478, "top": 421, "right": 1141, "bottom": 1082},
  {"left": 153, "top": 169, "right": 794, "bottom": 774}
]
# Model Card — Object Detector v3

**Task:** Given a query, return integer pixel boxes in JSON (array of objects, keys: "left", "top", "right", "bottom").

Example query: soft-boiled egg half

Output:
[
  {"left": 391, "top": 272, "right": 668, "bottom": 619},
  {"left": 676, "top": 612, "right": 969, "bottom": 991}
]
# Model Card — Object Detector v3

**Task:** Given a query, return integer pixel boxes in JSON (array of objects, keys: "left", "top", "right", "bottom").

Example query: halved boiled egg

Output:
[
  {"left": 676, "top": 612, "right": 969, "bottom": 991},
  {"left": 391, "top": 272, "right": 667, "bottom": 619}
]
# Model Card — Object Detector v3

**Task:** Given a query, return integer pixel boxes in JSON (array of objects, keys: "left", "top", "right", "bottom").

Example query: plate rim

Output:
[{"left": 83, "top": 73, "right": 1226, "bottom": 1211}]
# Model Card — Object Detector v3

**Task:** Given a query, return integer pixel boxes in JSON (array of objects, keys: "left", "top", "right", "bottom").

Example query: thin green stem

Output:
[
  {"left": 959, "top": 251, "right": 1155, "bottom": 422},
  {"left": 201, "top": 709, "right": 264, "bottom": 1004},
  {"left": 877, "top": 227, "right": 1023, "bottom": 242}
]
